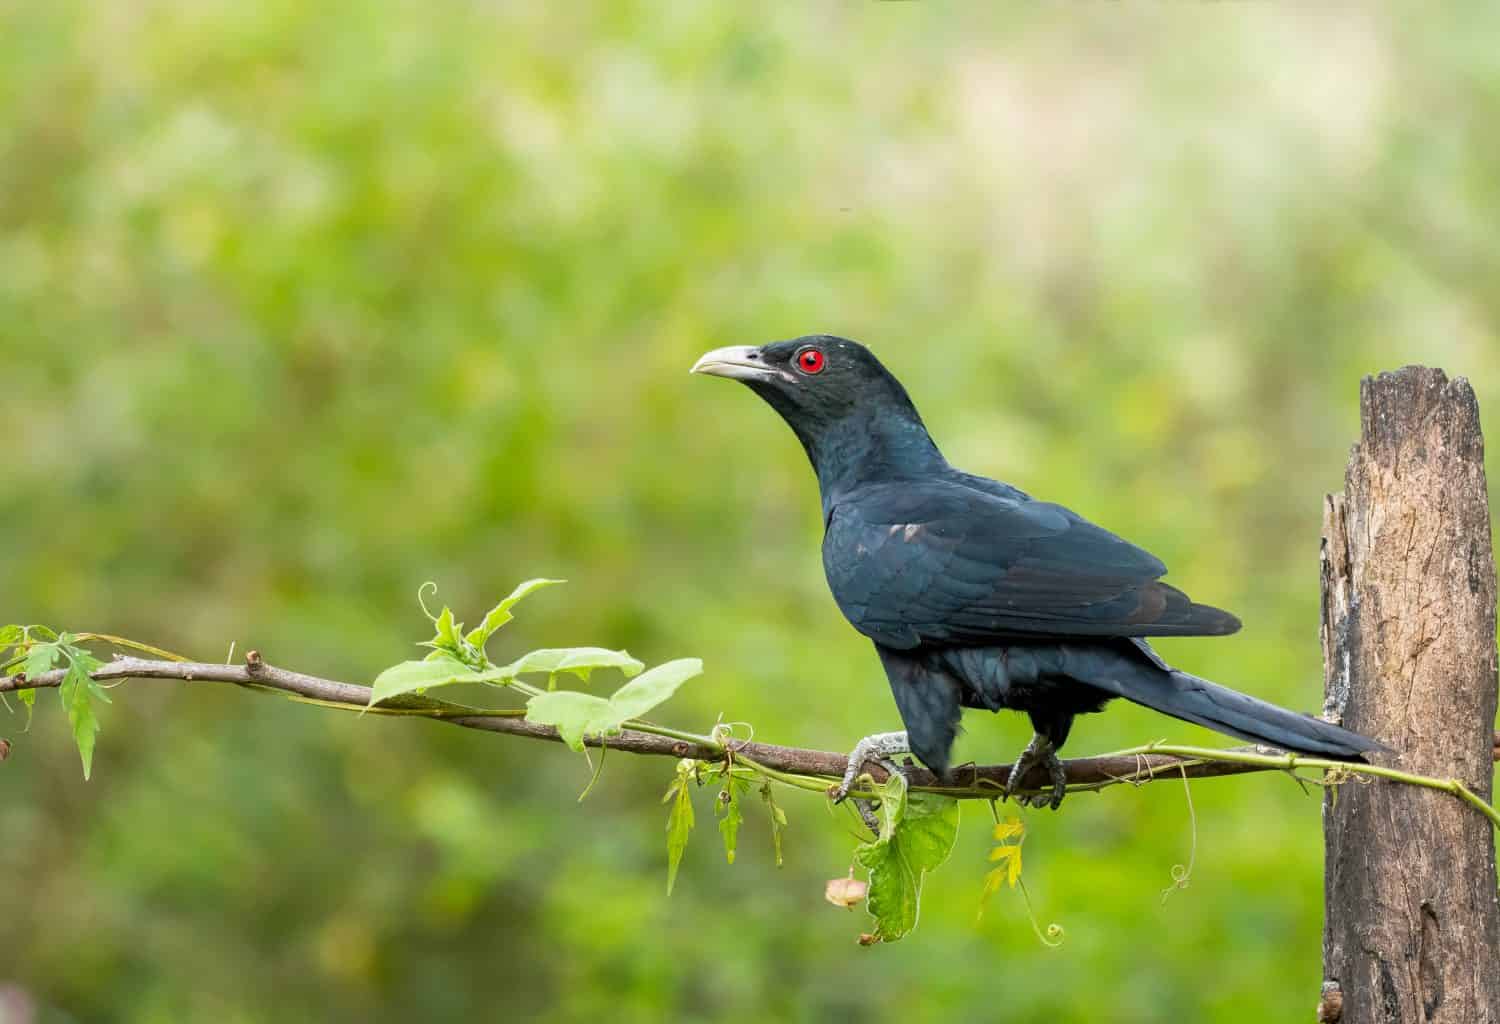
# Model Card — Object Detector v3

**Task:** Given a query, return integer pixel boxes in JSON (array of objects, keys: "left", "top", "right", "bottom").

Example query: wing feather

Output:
[{"left": 823, "top": 480, "right": 1240, "bottom": 649}]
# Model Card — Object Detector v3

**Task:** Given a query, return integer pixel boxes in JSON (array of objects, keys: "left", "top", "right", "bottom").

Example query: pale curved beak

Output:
[{"left": 690, "top": 345, "right": 777, "bottom": 381}]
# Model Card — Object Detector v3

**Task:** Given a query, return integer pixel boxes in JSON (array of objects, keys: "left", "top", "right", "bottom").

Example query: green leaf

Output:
[
  {"left": 523, "top": 658, "right": 702, "bottom": 750},
  {"left": 605, "top": 658, "right": 702, "bottom": 720},
  {"left": 523, "top": 690, "right": 616, "bottom": 752},
  {"left": 853, "top": 776, "right": 961, "bottom": 943},
  {"left": 60, "top": 654, "right": 101, "bottom": 779},
  {"left": 868, "top": 772, "right": 909, "bottom": 842},
  {"left": 368, "top": 656, "right": 486, "bottom": 707},
  {"left": 464, "top": 578, "right": 566, "bottom": 647},
  {"left": 433, "top": 606, "right": 459, "bottom": 648},
  {"left": 24, "top": 642, "right": 59, "bottom": 680},
  {"left": 498, "top": 647, "right": 644, "bottom": 684},
  {"left": 419, "top": 601, "right": 483, "bottom": 666},
  {"left": 715, "top": 773, "right": 749, "bottom": 864},
  {"left": 664, "top": 763, "right": 696, "bottom": 894},
  {"left": 760, "top": 780, "right": 788, "bottom": 867},
  {"left": 3, "top": 629, "right": 43, "bottom": 726}
]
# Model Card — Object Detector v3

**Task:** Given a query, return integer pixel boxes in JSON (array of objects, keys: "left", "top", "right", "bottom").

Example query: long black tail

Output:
[{"left": 1074, "top": 647, "right": 1385, "bottom": 759}]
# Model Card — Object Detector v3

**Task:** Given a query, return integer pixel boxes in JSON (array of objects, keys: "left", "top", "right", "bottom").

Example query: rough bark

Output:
[{"left": 1321, "top": 367, "right": 1500, "bottom": 1024}]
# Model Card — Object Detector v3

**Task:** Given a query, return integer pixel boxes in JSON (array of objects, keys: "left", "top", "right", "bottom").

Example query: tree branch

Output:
[{"left": 3, "top": 654, "right": 1495, "bottom": 798}]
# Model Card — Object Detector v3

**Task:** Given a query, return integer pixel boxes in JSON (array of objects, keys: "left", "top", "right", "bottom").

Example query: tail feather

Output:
[{"left": 1084, "top": 657, "right": 1384, "bottom": 759}]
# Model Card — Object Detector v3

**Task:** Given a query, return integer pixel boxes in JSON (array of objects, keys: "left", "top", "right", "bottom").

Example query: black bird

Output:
[{"left": 692, "top": 335, "right": 1382, "bottom": 808}]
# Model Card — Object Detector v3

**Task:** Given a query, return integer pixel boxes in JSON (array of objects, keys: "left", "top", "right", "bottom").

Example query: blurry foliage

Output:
[{"left": 2, "top": 1, "right": 1499, "bottom": 1022}]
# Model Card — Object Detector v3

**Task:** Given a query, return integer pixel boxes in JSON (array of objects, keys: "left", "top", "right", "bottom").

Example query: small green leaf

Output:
[
  {"left": 0, "top": 625, "right": 22, "bottom": 652},
  {"left": 664, "top": 762, "right": 696, "bottom": 894},
  {"left": 524, "top": 690, "right": 616, "bottom": 751},
  {"left": 760, "top": 780, "right": 788, "bottom": 867},
  {"left": 498, "top": 647, "right": 644, "bottom": 684},
  {"left": 853, "top": 776, "right": 960, "bottom": 943},
  {"left": 715, "top": 773, "right": 749, "bottom": 865},
  {"left": 525, "top": 658, "right": 701, "bottom": 748},
  {"left": 606, "top": 658, "right": 702, "bottom": 720},
  {"left": 464, "top": 578, "right": 566, "bottom": 647},
  {"left": 868, "top": 772, "right": 909, "bottom": 843},
  {"left": 368, "top": 657, "right": 485, "bottom": 707},
  {"left": 433, "top": 606, "right": 459, "bottom": 648},
  {"left": 24, "top": 642, "right": 59, "bottom": 680},
  {"left": 60, "top": 655, "right": 101, "bottom": 779}
]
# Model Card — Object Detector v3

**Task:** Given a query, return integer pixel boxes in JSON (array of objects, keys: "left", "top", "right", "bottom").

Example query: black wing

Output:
[{"left": 822, "top": 480, "right": 1240, "bottom": 650}]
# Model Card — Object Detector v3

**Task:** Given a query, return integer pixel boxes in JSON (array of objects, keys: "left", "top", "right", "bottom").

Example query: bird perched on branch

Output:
[{"left": 692, "top": 335, "right": 1383, "bottom": 808}]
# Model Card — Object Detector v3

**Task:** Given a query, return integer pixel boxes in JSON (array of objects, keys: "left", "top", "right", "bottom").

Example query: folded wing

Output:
[{"left": 823, "top": 481, "right": 1241, "bottom": 650}]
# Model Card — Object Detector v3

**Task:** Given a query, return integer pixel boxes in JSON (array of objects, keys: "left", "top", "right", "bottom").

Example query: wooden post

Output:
[{"left": 1320, "top": 367, "right": 1500, "bottom": 1023}]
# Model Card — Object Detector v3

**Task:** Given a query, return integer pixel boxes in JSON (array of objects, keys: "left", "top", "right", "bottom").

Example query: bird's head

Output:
[
  {"left": 691, "top": 334, "right": 916, "bottom": 426},
  {"left": 691, "top": 335, "right": 944, "bottom": 494}
]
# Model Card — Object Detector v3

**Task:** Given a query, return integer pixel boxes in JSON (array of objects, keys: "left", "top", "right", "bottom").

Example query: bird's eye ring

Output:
[{"left": 796, "top": 348, "right": 825, "bottom": 375}]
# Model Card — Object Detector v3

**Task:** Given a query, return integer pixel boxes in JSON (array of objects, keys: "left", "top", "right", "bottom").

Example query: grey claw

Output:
[{"left": 833, "top": 731, "right": 910, "bottom": 803}]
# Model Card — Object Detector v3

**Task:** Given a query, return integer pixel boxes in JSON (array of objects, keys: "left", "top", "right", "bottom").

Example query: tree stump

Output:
[{"left": 1321, "top": 367, "right": 1500, "bottom": 1023}]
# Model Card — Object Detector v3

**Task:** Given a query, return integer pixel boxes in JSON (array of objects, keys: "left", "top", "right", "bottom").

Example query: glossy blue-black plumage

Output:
[
  {"left": 823, "top": 479, "right": 1241, "bottom": 650},
  {"left": 721, "top": 335, "right": 1383, "bottom": 775}
]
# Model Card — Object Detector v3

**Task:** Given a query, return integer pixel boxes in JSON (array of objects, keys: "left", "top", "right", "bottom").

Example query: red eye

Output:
[{"left": 797, "top": 348, "right": 825, "bottom": 374}]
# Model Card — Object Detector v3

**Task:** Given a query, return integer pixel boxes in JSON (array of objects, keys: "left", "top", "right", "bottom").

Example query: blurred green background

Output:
[{"left": 2, "top": 2, "right": 1498, "bottom": 1021}]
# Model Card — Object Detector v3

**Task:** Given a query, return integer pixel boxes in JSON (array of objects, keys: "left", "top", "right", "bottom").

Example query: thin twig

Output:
[{"left": 3, "top": 656, "right": 1497, "bottom": 805}]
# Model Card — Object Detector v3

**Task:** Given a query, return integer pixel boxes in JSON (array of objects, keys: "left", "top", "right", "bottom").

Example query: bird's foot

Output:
[
  {"left": 831, "top": 730, "right": 910, "bottom": 804},
  {"left": 1004, "top": 733, "right": 1067, "bottom": 810}
]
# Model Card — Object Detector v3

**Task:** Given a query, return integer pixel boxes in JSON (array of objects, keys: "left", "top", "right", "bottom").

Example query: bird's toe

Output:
[{"left": 832, "top": 730, "right": 911, "bottom": 804}]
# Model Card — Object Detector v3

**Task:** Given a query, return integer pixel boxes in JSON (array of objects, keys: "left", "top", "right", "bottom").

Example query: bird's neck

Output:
[{"left": 798, "top": 415, "right": 948, "bottom": 516}]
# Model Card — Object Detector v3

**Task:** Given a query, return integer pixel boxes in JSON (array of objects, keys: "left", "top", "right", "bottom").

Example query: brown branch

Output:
[{"left": 5, "top": 654, "right": 1490, "bottom": 797}]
